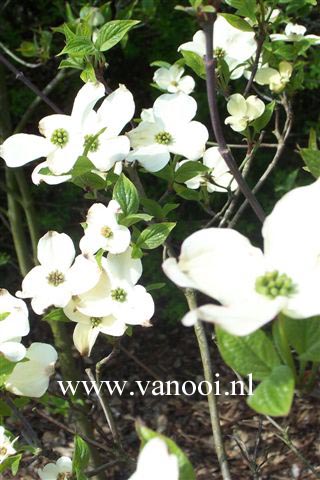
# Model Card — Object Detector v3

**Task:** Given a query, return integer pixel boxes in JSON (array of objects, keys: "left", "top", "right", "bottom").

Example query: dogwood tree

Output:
[{"left": 0, "top": 0, "right": 320, "bottom": 478}]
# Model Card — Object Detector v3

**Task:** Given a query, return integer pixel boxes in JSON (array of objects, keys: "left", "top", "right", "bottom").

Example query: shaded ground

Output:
[{"left": 4, "top": 320, "right": 320, "bottom": 479}]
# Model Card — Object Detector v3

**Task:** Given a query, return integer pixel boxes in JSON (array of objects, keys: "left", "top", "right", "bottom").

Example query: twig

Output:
[
  {"left": 229, "top": 97, "right": 293, "bottom": 228},
  {"left": 3, "top": 394, "right": 40, "bottom": 447},
  {"left": 243, "top": 32, "right": 265, "bottom": 98},
  {"left": 201, "top": 15, "right": 265, "bottom": 223},
  {"left": 33, "top": 408, "right": 110, "bottom": 453},
  {"left": 119, "top": 344, "right": 162, "bottom": 380},
  {"left": 0, "top": 41, "right": 41, "bottom": 69},
  {"left": 0, "top": 51, "right": 62, "bottom": 114},
  {"left": 185, "top": 289, "right": 232, "bottom": 480}
]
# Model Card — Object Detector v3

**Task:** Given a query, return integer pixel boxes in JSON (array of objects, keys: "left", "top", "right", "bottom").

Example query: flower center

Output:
[
  {"left": 0, "top": 447, "right": 7, "bottom": 456},
  {"left": 214, "top": 47, "right": 226, "bottom": 59},
  {"left": 84, "top": 134, "right": 100, "bottom": 152},
  {"left": 155, "top": 131, "right": 172, "bottom": 145},
  {"left": 91, "top": 317, "right": 102, "bottom": 327},
  {"left": 101, "top": 226, "right": 113, "bottom": 239},
  {"left": 47, "top": 270, "right": 65, "bottom": 287},
  {"left": 57, "top": 474, "right": 72, "bottom": 480},
  {"left": 111, "top": 287, "right": 127, "bottom": 302},
  {"left": 51, "top": 128, "right": 69, "bottom": 148},
  {"left": 255, "top": 270, "right": 296, "bottom": 299}
]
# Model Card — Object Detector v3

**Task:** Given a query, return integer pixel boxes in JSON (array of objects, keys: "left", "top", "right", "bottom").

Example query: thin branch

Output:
[
  {"left": 33, "top": 408, "right": 110, "bottom": 454},
  {"left": 0, "top": 51, "right": 62, "bottom": 114},
  {"left": 185, "top": 289, "right": 232, "bottom": 480},
  {"left": 243, "top": 34, "right": 265, "bottom": 98},
  {"left": 0, "top": 41, "right": 41, "bottom": 69},
  {"left": 202, "top": 16, "right": 265, "bottom": 223},
  {"left": 229, "top": 97, "right": 293, "bottom": 228}
]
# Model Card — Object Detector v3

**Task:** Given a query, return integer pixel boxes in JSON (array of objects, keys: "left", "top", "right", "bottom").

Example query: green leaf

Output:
[
  {"left": 247, "top": 365, "right": 295, "bottom": 416},
  {"left": 216, "top": 327, "right": 281, "bottom": 381},
  {"left": 282, "top": 316, "right": 320, "bottom": 362},
  {"left": 136, "top": 423, "right": 195, "bottom": 480},
  {"left": 308, "top": 128, "right": 318, "bottom": 150},
  {"left": 0, "top": 399, "right": 12, "bottom": 416},
  {"left": 0, "top": 357, "right": 17, "bottom": 386},
  {"left": 59, "top": 37, "right": 96, "bottom": 57},
  {"left": 71, "top": 156, "right": 95, "bottom": 178},
  {"left": 0, "top": 312, "right": 10, "bottom": 321},
  {"left": 73, "top": 436, "right": 90, "bottom": 479},
  {"left": 220, "top": 13, "right": 254, "bottom": 32},
  {"left": 150, "top": 60, "right": 171, "bottom": 68},
  {"left": 180, "top": 50, "right": 206, "bottom": 79},
  {"left": 80, "top": 63, "right": 97, "bottom": 83},
  {"left": 146, "top": 282, "right": 166, "bottom": 292},
  {"left": 113, "top": 174, "right": 139, "bottom": 215},
  {"left": 162, "top": 203, "right": 179, "bottom": 216},
  {"left": 120, "top": 213, "right": 153, "bottom": 227},
  {"left": 173, "top": 183, "right": 200, "bottom": 201},
  {"left": 136, "top": 223, "right": 175, "bottom": 249},
  {"left": 141, "top": 197, "right": 165, "bottom": 218},
  {"left": 174, "top": 160, "right": 209, "bottom": 183},
  {"left": 72, "top": 172, "right": 107, "bottom": 190},
  {"left": 42, "top": 308, "right": 70, "bottom": 323},
  {"left": 299, "top": 148, "right": 320, "bottom": 178},
  {"left": 252, "top": 101, "right": 275, "bottom": 133},
  {"left": 95, "top": 20, "right": 140, "bottom": 51},
  {"left": 0, "top": 454, "right": 22, "bottom": 475},
  {"left": 225, "top": 0, "right": 257, "bottom": 22}
]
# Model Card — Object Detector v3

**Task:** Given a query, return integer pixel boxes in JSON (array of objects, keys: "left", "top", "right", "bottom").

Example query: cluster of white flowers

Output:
[
  {"left": 163, "top": 179, "right": 320, "bottom": 336},
  {"left": 0, "top": 289, "right": 57, "bottom": 398},
  {"left": 270, "top": 23, "right": 320, "bottom": 44},
  {"left": 17, "top": 199, "right": 154, "bottom": 357},
  {"left": 38, "top": 456, "right": 72, "bottom": 480},
  {"left": 0, "top": 426, "right": 17, "bottom": 465}
]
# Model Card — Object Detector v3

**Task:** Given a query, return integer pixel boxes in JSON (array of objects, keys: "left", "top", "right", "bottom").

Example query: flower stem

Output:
[{"left": 185, "top": 288, "right": 232, "bottom": 480}]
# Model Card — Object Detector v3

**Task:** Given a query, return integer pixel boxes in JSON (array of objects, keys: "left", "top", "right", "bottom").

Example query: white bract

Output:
[
  {"left": 270, "top": 23, "right": 320, "bottom": 43},
  {"left": 163, "top": 179, "right": 320, "bottom": 336},
  {"left": 127, "top": 93, "right": 208, "bottom": 172},
  {"left": 255, "top": 61, "right": 293, "bottom": 93},
  {"left": 17, "top": 231, "right": 100, "bottom": 315},
  {"left": 178, "top": 15, "right": 256, "bottom": 80},
  {"left": 153, "top": 64, "right": 195, "bottom": 94},
  {"left": 38, "top": 456, "right": 72, "bottom": 480},
  {"left": 225, "top": 94, "right": 265, "bottom": 132},
  {"left": 128, "top": 438, "right": 179, "bottom": 480},
  {"left": 0, "top": 427, "right": 16, "bottom": 464},
  {"left": 80, "top": 200, "right": 130, "bottom": 255},
  {"left": 5, "top": 343, "right": 58, "bottom": 397},
  {"left": 0, "top": 289, "right": 29, "bottom": 362},
  {"left": 65, "top": 248, "right": 154, "bottom": 356},
  {"left": 0, "top": 82, "right": 135, "bottom": 182},
  {"left": 177, "top": 147, "right": 237, "bottom": 193}
]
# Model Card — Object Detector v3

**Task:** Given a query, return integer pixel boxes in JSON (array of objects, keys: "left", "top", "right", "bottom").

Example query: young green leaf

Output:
[
  {"left": 220, "top": 13, "right": 254, "bottom": 32},
  {"left": 73, "top": 436, "right": 90, "bottom": 479},
  {"left": 252, "top": 101, "right": 275, "bottom": 133},
  {"left": 113, "top": 174, "right": 139, "bottom": 215},
  {"left": 299, "top": 148, "right": 320, "bottom": 178},
  {"left": 174, "top": 161, "right": 209, "bottom": 183},
  {"left": 42, "top": 308, "right": 70, "bottom": 323},
  {"left": 95, "top": 20, "right": 140, "bottom": 52},
  {"left": 180, "top": 50, "right": 206, "bottom": 79},
  {"left": 136, "top": 223, "right": 175, "bottom": 249},
  {"left": 59, "top": 37, "right": 96, "bottom": 57}
]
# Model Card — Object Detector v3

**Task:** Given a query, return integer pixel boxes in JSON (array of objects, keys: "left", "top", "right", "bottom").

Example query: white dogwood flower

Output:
[
  {"left": 127, "top": 93, "right": 208, "bottom": 172},
  {"left": 0, "top": 427, "right": 16, "bottom": 464},
  {"left": 177, "top": 147, "right": 237, "bottom": 193},
  {"left": 153, "top": 64, "right": 195, "bottom": 94},
  {"left": 178, "top": 15, "right": 256, "bottom": 80},
  {"left": 1, "top": 82, "right": 134, "bottom": 179},
  {"left": 5, "top": 343, "right": 58, "bottom": 397},
  {"left": 38, "top": 456, "right": 72, "bottom": 480},
  {"left": 69, "top": 248, "right": 154, "bottom": 343},
  {"left": 163, "top": 179, "right": 320, "bottom": 335},
  {"left": 225, "top": 94, "right": 265, "bottom": 132},
  {"left": 0, "top": 289, "right": 29, "bottom": 362},
  {"left": 270, "top": 23, "right": 320, "bottom": 43},
  {"left": 255, "top": 61, "right": 293, "bottom": 93},
  {"left": 65, "top": 298, "right": 126, "bottom": 356},
  {"left": 80, "top": 201, "right": 130, "bottom": 255},
  {"left": 17, "top": 232, "right": 100, "bottom": 315},
  {"left": 128, "top": 438, "right": 179, "bottom": 480}
]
